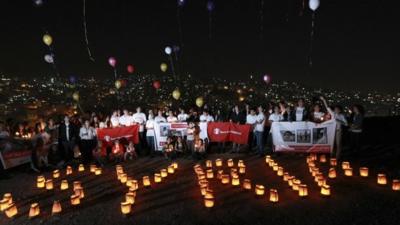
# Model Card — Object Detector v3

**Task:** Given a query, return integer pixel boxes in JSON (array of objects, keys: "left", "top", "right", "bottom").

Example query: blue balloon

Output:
[
  {"left": 177, "top": 0, "right": 185, "bottom": 7},
  {"left": 69, "top": 76, "right": 77, "bottom": 84},
  {"left": 207, "top": 1, "right": 214, "bottom": 12}
]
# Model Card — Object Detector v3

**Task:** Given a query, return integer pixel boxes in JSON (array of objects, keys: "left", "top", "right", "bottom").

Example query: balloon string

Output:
[
  {"left": 309, "top": 12, "right": 315, "bottom": 69},
  {"left": 83, "top": 0, "right": 95, "bottom": 62},
  {"left": 260, "top": 0, "right": 264, "bottom": 39},
  {"left": 168, "top": 56, "right": 176, "bottom": 80}
]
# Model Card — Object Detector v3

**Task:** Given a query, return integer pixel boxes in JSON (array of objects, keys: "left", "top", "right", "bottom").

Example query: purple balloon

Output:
[
  {"left": 173, "top": 45, "right": 180, "bottom": 52},
  {"left": 69, "top": 76, "right": 77, "bottom": 84},
  {"left": 177, "top": 0, "right": 185, "bottom": 7},
  {"left": 108, "top": 57, "right": 117, "bottom": 67},
  {"left": 207, "top": 1, "right": 214, "bottom": 12}
]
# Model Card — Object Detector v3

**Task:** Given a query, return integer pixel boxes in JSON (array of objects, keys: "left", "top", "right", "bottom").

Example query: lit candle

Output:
[
  {"left": 265, "top": 155, "right": 271, "bottom": 164},
  {"left": 66, "top": 166, "right": 73, "bottom": 175},
  {"left": 359, "top": 167, "right": 369, "bottom": 177},
  {"left": 328, "top": 168, "right": 337, "bottom": 179},
  {"left": 317, "top": 178, "right": 326, "bottom": 187},
  {"left": 120, "top": 173, "right": 128, "bottom": 183},
  {"left": 4, "top": 203, "right": 17, "bottom": 218},
  {"left": 37, "top": 176, "right": 45, "bottom": 188},
  {"left": 238, "top": 160, "right": 245, "bottom": 167},
  {"left": 206, "top": 170, "right": 214, "bottom": 179},
  {"left": 204, "top": 196, "right": 214, "bottom": 208},
  {"left": 272, "top": 163, "right": 279, "bottom": 172},
  {"left": 168, "top": 165, "right": 175, "bottom": 174},
  {"left": 200, "top": 184, "right": 208, "bottom": 196},
  {"left": 206, "top": 160, "right": 213, "bottom": 168},
  {"left": 392, "top": 179, "right": 400, "bottom": 191},
  {"left": 74, "top": 187, "right": 85, "bottom": 199},
  {"left": 116, "top": 165, "right": 124, "bottom": 174},
  {"left": 130, "top": 180, "right": 139, "bottom": 191},
  {"left": 330, "top": 158, "right": 337, "bottom": 166},
  {"left": 0, "top": 199, "right": 9, "bottom": 212},
  {"left": 143, "top": 176, "right": 151, "bottom": 187},
  {"left": 29, "top": 203, "right": 40, "bottom": 218},
  {"left": 3, "top": 193, "right": 12, "bottom": 204},
  {"left": 377, "top": 174, "right": 387, "bottom": 185},
  {"left": 53, "top": 169, "right": 60, "bottom": 179},
  {"left": 231, "top": 174, "right": 240, "bottom": 186},
  {"left": 227, "top": 159, "right": 234, "bottom": 168},
  {"left": 255, "top": 185, "right": 265, "bottom": 196},
  {"left": 269, "top": 189, "right": 279, "bottom": 203},
  {"left": 314, "top": 173, "right": 323, "bottom": 182},
  {"left": 95, "top": 168, "right": 102, "bottom": 175},
  {"left": 277, "top": 167, "right": 284, "bottom": 176},
  {"left": 221, "top": 174, "right": 230, "bottom": 184},
  {"left": 60, "top": 180, "right": 69, "bottom": 190},
  {"left": 172, "top": 162, "right": 178, "bottom": 169},
  {"left": 319, "top": 154, "right": 327, "bottom": 163},
  {"left": 70, "top": 194, "right": 80, "bottom": 205},
  {"left": 46, "top": 179, "right": 54, "bottom": 190},
  {"left": 288, "top": 176, "right": 294, "bottom": 187},
  {"left": 239, "top": 165, "right": 246, "bottom": 174},
  {"left": 121, "top": 202, "right": 132, "bottom": 215},
  {"left": 298, "top": 184, "right": 308, "bottom": 197},
  {"left": 342, "top": 161, "right": 350, "bottom": 170},
  {"left": 78, "top": 164, "right": 85, "bottom": 172},
  {"left": 283, "top": 173, "right": 290, "bottom": 181},
  {"left": 52, "top": 200, "right": 62, "bottom": 214},
  {"left": 292, "top": 179, "right": 301, "bottom": 191},
  {"left": 161, "top": 169, "right": 168, "bottom": 178},
  {"left": 321, "top": 185, "right": 331, "bottom": 196},
  {"left": 90, "top": 164, "right": 97, "bottom": 173},
  {"left": 216, "top": 170, "right": 223, "bottom": 180},
  {"left": 73, "top": 181, "right": 82, "bottom": 191},
  {"left": 154, "top": 173, "right": 162, "bottom": 183},
  {"left": 308, "top": 161, "right": 316, "bottom": 168},
  {"left": 344, "top": 168, "right": 353, "bottom": 177},
  {"left": 243, "top": 179, "right": 252, "bottom": 190},
  {"left": 215, "top": 159, "right": 223, "bottom": 167},
  {"left": 126, "top": 192, "right": 135, "bottom": 204},
  {"left": 230, "top": 168, "right": 238, "bottom": 177}
]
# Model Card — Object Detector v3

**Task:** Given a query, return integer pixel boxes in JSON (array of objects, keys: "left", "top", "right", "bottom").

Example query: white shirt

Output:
[
  {"left": 155, "top": 115, "right": 167, "bottom": 123},
  {"left": 255, "top": 113, "right": 266, "bottom": 132},
  {"left": 177, "top": 113, "right": 189, "bottom": 122},
  {"left": 65, "top": 123, "right": 70, "bottom": 141},
  {"left": 119, "top": 114, "right": 134, "bottom": 126},
  {"left": 295, "top": 107, "right": 305, "bottom": 121},
  {"left": 186, "top": 127, "right": 195, "bottom": 141},
  {"left": 313, "top": 112, "right": 325, "bottom": 122},
  {"left": 132, "top": 112, "right": 147, "bottom": 132},
  {"left": 145, "top": 119, "right": 155, "bottom": 136},
  {"left": 167, "top": 116, "right": 178, "bottom": 123},
  {"left": 246, "top": 114, "right": 257, "bottom": 132},
  {"left": 79, "top": 126, "right": 96, "bottom": 140},
  {"left": 111, "top": 116, "right": 120, "bottom": 127},
  {"left": 200, "top": 115, "right": 214, "bottom": 122},
  {"left": 268, "top": 113, "right": 283, "bottom": 122}
]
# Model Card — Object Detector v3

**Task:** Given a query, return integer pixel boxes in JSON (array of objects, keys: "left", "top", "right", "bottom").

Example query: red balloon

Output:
[
  {"left": 153, "top": 80, "right": 161, "bottom": 89},
  {"left": 127, "top": 65, "right": 134, "bottom": 74}
]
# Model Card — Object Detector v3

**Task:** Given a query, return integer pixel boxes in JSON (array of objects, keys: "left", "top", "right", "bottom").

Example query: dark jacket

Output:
[
  {"left": 229, "top": 111, "right": 246, "bottom": 124},
  {"left": 58, "top": 123, "right": 78, "bottom": 143}
]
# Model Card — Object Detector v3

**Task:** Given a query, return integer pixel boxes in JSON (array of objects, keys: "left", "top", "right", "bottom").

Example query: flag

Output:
[
  {"left": 96, "top": 125, "right": 139, "bottom": 144},
  {"left": 207, "top": 122, "right": 251, "bottom": 144}
]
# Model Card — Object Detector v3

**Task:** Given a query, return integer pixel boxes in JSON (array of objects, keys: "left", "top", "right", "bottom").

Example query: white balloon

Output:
[
  {"left": 165, "top": 46, "right": 172, "bottom": 55},
  {"left": 44, "top": 54, "right": 54, "bottom": 63},
  {"left": 309, "top": 0, "right": 320, "bottom": 11}
]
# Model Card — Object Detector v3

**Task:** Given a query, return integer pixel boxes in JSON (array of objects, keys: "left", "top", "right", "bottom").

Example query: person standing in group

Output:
[
  {"left": 119, "top": 109, "right": 134, "bottom": 126},
  {"left": 229, "top": 105, "right": 245, "bottom": 153},
  {"left": 110, "top": 110, "right": 120, "bottom": 127},
  {"left": 310, "top": 103, "right": 325, "bottom": 123},
  {"left": 79, "top": 120, "right": 96, "bottom": 164},
  {"left": 186, "top": 122, "right": 196, "bottom": 155},
  {"left": 200, "top": 110, "right": 214, "bottom": 122},
  {"left": 294, "top": 98, "right": 309, "bottom": 122},
  {"left": 177, "top": 108, "right": 189, "bottom": 122},
  {"left": 254, "top": 106, "right": 266, "bottom": 156},
  {"left": 146, "top": 110, "right": 156, "bottom": 157},
  {"left": 246, "top": 107, "right": 258, "bottom": 153},
  {"left": 132, "top": 107, "right": 147, "bottom": 155},
  {"left": 266, "top": 105, "right": 283, "bottom": 154},
  {"left": 321, "top": 97, "right": 348, "bottom": 160},
  {"left": 58, "top": 115, "right": 78, "bottom": 163},
  {"left": 155, "top": 110, "right": 167, "bottom": 123},
  {"left": 349, "top": 104, "right": 364, "bottom": 154},
  {"left": 167, "top": 110, "right": 178, "bottom": 123}
]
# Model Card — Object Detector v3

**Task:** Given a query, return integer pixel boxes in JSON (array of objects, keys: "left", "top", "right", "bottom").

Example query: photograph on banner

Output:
[
  {"left": 271, "top": 120, "right": 336, "bottom": 153},
  {"left": 154, "top": 122, "right": 188, "bottom": 151}
]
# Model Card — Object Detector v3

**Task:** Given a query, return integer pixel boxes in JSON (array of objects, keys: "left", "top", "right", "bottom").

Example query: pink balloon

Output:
[
  {"left": 263, "top": 74, "right": 271, "bottom": 83},
  {"left": 108, "top": 57, "right": 117, "bottom": 67},
  {"left": 127, "top": 64, "right": 134, "bottom": 74}
]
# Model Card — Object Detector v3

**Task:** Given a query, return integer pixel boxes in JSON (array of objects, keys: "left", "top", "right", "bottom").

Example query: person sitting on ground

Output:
[
  {"left": 175, "top": 136, "right": 187, "bottom": 156},
  {"left": 92, "top": 141, "right": 106, "bottom": 167},
  {"left": 111, "top": 139, "right": 124, "bottom": 162},
  {"left": 192, "top": 138, "right": 206, "bottom": 160},
  {"left": 163, "top": 136, "right": 176, "bottom": 160},
  {"left": 124, "top": 141, "right": 137, "bottom": 161}
]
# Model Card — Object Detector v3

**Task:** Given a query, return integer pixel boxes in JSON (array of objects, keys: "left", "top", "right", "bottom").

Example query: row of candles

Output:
[
  {"left": 308, "top": 154, "right": 400, "bottom": 191},
  {"left": 0, "top": 164, "right": 104, "bottom": 219},
  {"left": 306, "top": 156, "right": 331, "bottom": 196},
  {"left": 118, "top": 162, "right": 179, "bottom": 215}
]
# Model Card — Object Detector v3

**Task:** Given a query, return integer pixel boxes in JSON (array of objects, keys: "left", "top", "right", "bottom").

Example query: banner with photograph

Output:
[
  {"left": 96, "top": 125, "right": 139, "bottom": 144},
  {"left": 0, "top": 139, "right": 32, "bottom": 169},
  {"left": 271, "top": 120, "right": 337, "bottom": 153},
  {"left": 154, "top": 122, "right": 188, "bottom": 151}
]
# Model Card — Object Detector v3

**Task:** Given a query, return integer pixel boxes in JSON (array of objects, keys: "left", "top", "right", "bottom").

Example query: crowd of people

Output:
[{"left": 0, "top": 97, "right": 365, "bottom": 174}]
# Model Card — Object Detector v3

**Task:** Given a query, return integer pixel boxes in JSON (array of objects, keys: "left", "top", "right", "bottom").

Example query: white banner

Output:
[
  {"left": 153, "top": 123, "right": 188, "bottom": 151},
  {"left": 271, "top": 120, "right": 337, "bottom": 153}
]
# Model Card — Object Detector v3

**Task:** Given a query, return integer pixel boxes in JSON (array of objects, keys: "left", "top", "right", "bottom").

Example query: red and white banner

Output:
[
  {"left": 0, "top": 139, "right": 32, "bottom": 169},
  {"left": 207, "top": 122, "right": 252, "bottom": 144},
  {"left": 154, "top": 122, "right": 188, "bottom": 151},
  {"left": 96, "top": 125, "right": 139, "bottom": 144},
  {"left": 271, "top": 120, "right": 337, "bottom": 153}
]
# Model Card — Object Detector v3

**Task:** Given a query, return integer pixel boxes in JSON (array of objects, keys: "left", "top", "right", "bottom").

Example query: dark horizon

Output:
[{"left": 0, "top": 0, "right": 399, "bottom": 94}]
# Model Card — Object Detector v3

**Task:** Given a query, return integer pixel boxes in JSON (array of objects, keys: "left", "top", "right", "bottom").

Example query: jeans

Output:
[
  {"left": 146, "top": 136, "right": 155, "bottom": 156},
  {"left": 255, "top": 131, "right": 264, "bottom": 155}
]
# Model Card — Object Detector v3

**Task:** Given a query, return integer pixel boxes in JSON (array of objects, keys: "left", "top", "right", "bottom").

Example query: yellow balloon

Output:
[
  {"left": 42, "top": 34, "right": 53, "bottom": 46},
  {"left": 72, "top": 92, "right": 80, "bottom": 101},
  {"left": 172, "top": 89, "right": 181, "bottom": 100},
  {"left": 160, "top": 63, "right": 168, "bottom": 72},
  {"left": 115, "top": 80, "right": 122, "bottom": 89},
  {"left": 196, "top": 97, "right": 204, "bottom": 108}
]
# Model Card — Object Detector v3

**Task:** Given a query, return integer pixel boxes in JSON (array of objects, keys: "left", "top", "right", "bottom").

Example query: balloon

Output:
[
  {"left": 42, "top": 34, "right": 53, "bottom": 46},
  {"left": 165, "top": 46, "right": 172, "bottom": 55},
  {"left": 173, "top": 45, "right": 180, "bottom": 53},
  {"left": 69, "top": 76, "right": 76, "bottom": 84},
  {"left": 108, "top": 57, "right": 117, "bottom": 67},
  {"left": 44, "top": 54, "right": 54, "bottom": 63},
  {"left": 172, "top": 89, "right": 181, "bottom": 100},
  {"left": 115, "top": 80, "right": 122, "bottom": 89},
  {"left": 196, "top": 97, "right": 204, "bottom": 107},
  {"left": 127, "top": 64, "right": 135, "bottom": 73},
  {"left": 34, "top": 0, "right": 43, "bottom": 6},
  {"left": 160, "top": 63, "right": 168, "bottom": 72},
  {"left": 72, "top": 92, "right": 80, "bottom": 101},
  {"left": 153, "top": 80, "right": 161, "bottom": 89},
  {"left": 177, "top": 0, "right": 185, "bottom": 7},
  {"left": 263, "top": 74, "right": 271, "bottom": 84},
  {"left": 309, "top": 0, "right": 320, "bottom": 11},
  {"left": 207, "top": 1, "right": 215, "bottom": 12}
]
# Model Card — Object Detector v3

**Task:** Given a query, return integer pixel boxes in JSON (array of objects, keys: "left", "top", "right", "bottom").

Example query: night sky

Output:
[{"left": 0, "top": 0, "right": 399, "bottom": 93}]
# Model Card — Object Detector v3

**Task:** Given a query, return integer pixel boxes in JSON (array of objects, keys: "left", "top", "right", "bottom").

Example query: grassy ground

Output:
[{"left": 1, "top": 146, "right": 400, "bottom": 225}]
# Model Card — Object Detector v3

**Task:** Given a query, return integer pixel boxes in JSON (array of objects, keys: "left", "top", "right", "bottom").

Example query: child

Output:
[
  {"left": 111, "top": 139, "right": 125, "bottom": 162},
  {"left": 192, "top": 138, "right": 206, "bottom": 160},
  {"left": 175, "top": 136, "right": 187, "bottom": 157},
  {"left": 92, "top": 141, "right": 106, "bottom": 167},
  {"left": 163, "top": 137, "right": 176, "bottom": 160},
  {"left": 124, "top": 141, "right": 137, "bottom": 161}
]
